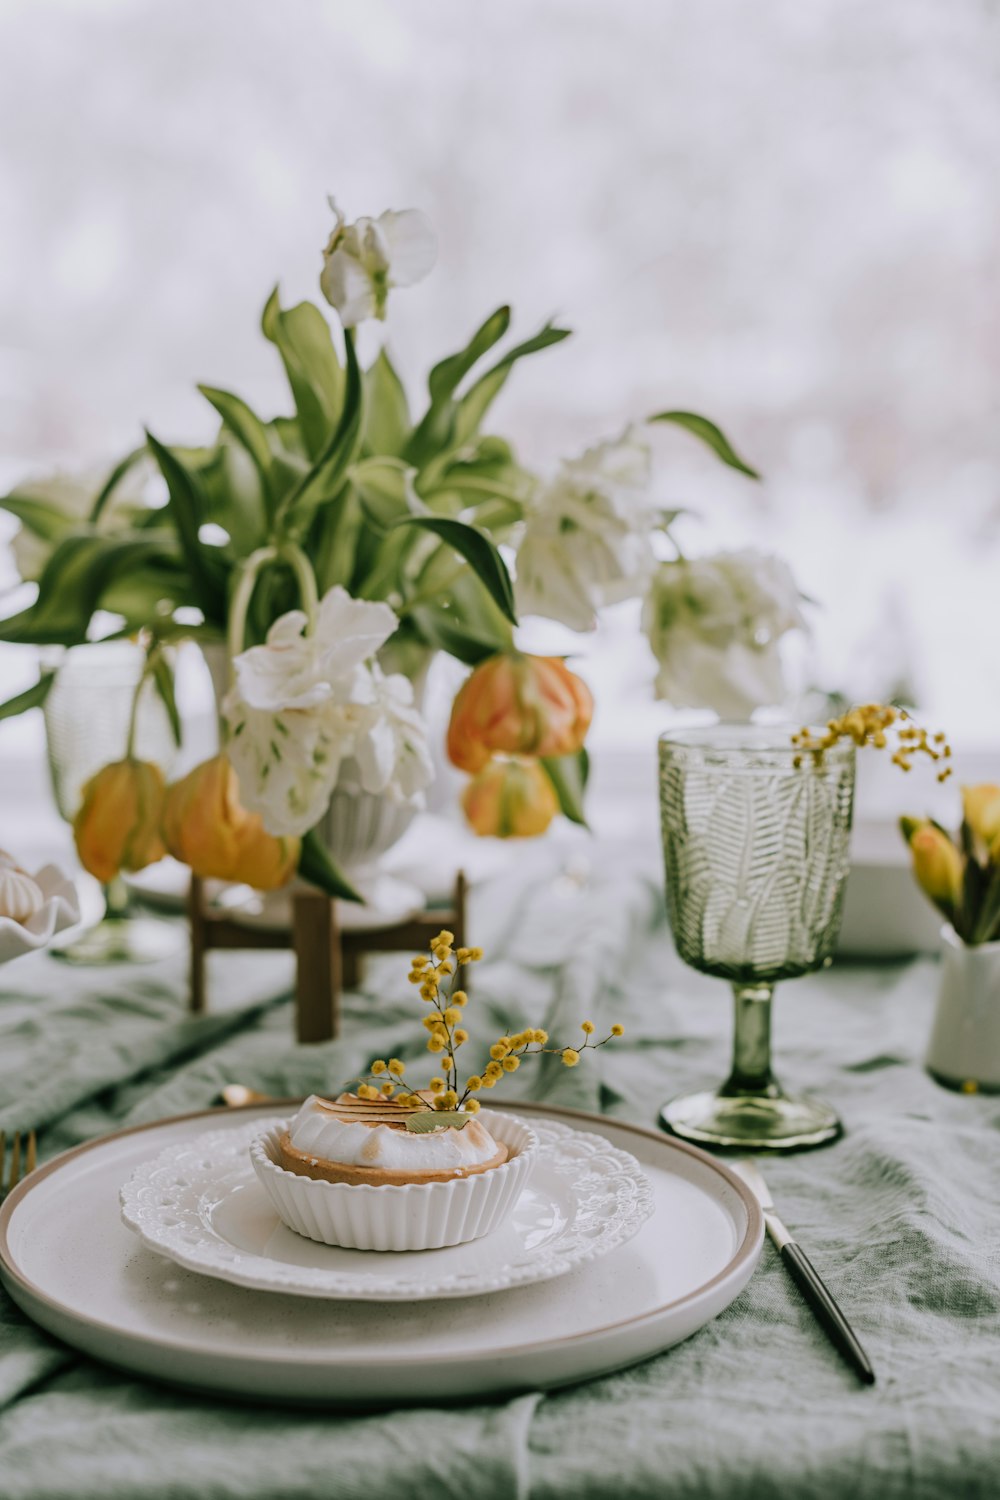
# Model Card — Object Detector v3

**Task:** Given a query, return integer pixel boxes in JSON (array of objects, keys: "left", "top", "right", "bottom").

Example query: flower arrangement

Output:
[
  {"left": 353, "top": 930, "right": 623, "bottom": 1126},
  {"left": 900, "top": 787, "right": 1000, "bottom": 946},
  {"left": 1, "top": 195, "right": 801, "bottom": 899}
]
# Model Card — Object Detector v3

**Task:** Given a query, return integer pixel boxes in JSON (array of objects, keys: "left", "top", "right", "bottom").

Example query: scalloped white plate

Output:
[
  {"left": 118, "top": 1115, "right": 654, "bottom": 1300},
  {"left": 0, "top": 1102, "right": 763, "bottom": 1404}
]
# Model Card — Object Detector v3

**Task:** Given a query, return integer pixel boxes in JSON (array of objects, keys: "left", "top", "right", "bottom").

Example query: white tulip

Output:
[
  {"left": 642, "top": 551, "right": 806, "bottom": 718},
  {"left": 320, "top": 198, "right": 437, "bottom": 327},
  {"left": 223, "top": 586, "right": 432, "bottom": 836},
  {"left": 515, "top": 427, "right": 656, "bottom": 631}
]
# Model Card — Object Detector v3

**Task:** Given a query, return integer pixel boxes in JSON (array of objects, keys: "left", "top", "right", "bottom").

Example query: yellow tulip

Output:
[
  {"left": 162, "top": 755, "right": 299, "bottom": 891},
  {"left": 962, "top": 784, "right": 1000, "bottom": 850},
  {"left": 461, "top": 757, "right": 559, "bottom": 839},
  {"left": 73, "top": 758, "right": 166, "bottom": 883},
  {"left": 902, "top": 820, "right": 964, "bottom": 912}
]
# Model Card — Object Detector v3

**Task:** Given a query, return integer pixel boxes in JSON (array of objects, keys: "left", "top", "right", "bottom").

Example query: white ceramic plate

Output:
[
  {"left": 119, "top": 1115, "right": 652, "bottom": 1298},
  {"left": 0, "top": 1102, "right": 763, "bottom": 1405}
]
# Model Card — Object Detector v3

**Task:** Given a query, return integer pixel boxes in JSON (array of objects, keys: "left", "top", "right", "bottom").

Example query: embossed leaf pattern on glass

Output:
[{"left": 659, "top": 744, "right": 855, "bottom": 984}]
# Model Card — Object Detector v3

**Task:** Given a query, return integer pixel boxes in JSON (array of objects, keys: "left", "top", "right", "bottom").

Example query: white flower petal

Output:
[
  {"left": 315, "top": 586, "right": 399, "bottom": 679},
  {"left": 377, "top": 209, "right": 437, "bottom": 286},
  {"left": 320, "top": 248, "right": 377, "bottom": 328}
]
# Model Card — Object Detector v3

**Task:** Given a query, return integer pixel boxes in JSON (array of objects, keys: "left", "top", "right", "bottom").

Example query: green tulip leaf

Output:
[
  {"left": 145, "top": 431, "right": 228, "bottom": 622},
  {"left": 262, "top": 289, "right": 345, "bottom": 460},
  {"left": 298, "top": 828, "right": 363, "bottom": 903},
  {"left": 427, "top": 306, "right": 511, "bottom": 404},
  {"left": 198, "top": 385, "right": 275, "bottom": 514},
  {"left": 0, "top": 671, "right": 56, "bottom": 722},
  {"left": 647, "top": 411, "right": 760, "bottom": 480},
  {"left": 392, "top": 515, "right": 517, "bottom": 625},
  {"left": 363, "top": 348, "right": 411, "bottom": 458},
  {"left": 540, "top": 748, "right": 590, "bottom": 828},
  {"left": 278, "top": 329, "right": 364, "bottom": 535}
]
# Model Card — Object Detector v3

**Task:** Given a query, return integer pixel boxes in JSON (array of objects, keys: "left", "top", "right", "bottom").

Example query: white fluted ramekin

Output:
[{"left": 250, "top": 1110, "right": 538, "bottom": 1252}]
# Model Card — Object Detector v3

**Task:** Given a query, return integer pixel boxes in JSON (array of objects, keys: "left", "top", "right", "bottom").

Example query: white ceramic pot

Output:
[{"left": 926, "top": 924, "right": 1000, "bottom": 1091}]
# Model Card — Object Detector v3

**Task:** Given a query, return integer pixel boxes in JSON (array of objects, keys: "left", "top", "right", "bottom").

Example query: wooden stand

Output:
[{"left": 188, "top": 874, "right": 468, "bottom": 1044}]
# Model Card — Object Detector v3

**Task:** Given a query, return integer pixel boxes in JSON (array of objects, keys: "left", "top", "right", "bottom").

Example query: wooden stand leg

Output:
[
  {"left": 341, "top": 948, "right": 364, "bottom": 991},
  {"left": 293, "top": 890, "right": 342, "bottom": 1043},
  {"left": 189, "top": 875, "right": 207, "bottom": 1015}
]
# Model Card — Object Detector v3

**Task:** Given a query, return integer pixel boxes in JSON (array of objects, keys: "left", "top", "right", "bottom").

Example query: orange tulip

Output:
[
  {"left": 73, "top": 758, "right": 166, "bottom": 883},
  {"left": 461, "top": 757, "right": 559, "bottom": 839},
  {"left": 162, "top": 755, "right": 299, "bottom": 891},
  {"left": 447, "top": 653, "right": 593, "bottom": 774},
  {"left": 901, "top": 818, "right": 964, "bottom": 913}
]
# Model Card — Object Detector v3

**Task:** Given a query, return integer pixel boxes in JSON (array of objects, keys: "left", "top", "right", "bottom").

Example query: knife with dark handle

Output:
[{"left": 732, "top": 1158, "right": 876, "bottom": 1386}]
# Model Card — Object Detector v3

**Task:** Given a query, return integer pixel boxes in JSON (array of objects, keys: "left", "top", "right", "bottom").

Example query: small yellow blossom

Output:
[
  {"left": 388, "top": 1059, "right": 405, "bottom": 1077},
  {"left": 611, "top": 1023, "right": 624, "bottom": 1037},
  {"left": 465, "top": 1075, "right": 483, "bottom": 1091},
  {"left": 456, "top": 948, "right": 471, "bottom": 963},
  {"left": 502, "top": 1055, "right": 520, "bottom": 1072},
  {"left": 357, "top": 1083, "right": 379, "bottom": 1099},
  {"left": 581, "top": 1020, "right": 595, "bottom": 1035},
  {"left": 532, "top": 1029, "right": 548, "bottom": 1045},
  {"left": 443, "top": 1007, "right": 460, "bottom": 1026},
  {"left": 411, "top": 955, "right": 429, "bottom": 970},
  {"left": 490, "top": 1042, "right": 509, "bottom": 1061},
  {"left": 437, "top": 961, "right": 454, "bottom": 976},
  {"left": 422, "top": 1016, "right": 439, "bottom": 1031},
  {"left": 430, "top": 1077, "right": 445, "bottom": 1094},
  {"left": 464, "top": 1098, "right": 481, "bottom": 1114},
  {"left": 380, "top": 1081, "right": 395, "bottom": 1096},
  {"left": 480, "top": 1074, "right": 497, "bottom": 1088},
  {"left": 468, "top": 947, "right": 484, "bottom": 961},
  {"left": 484, "top": 1061, "right": 503, "bottom": 1080},
  {"left": 454, "top": 1028, "right": 469, "bottom": 1046},
  {"left": 442, "top": 1089, "right": 458, "bottom": 1108},
  {"left": 437, "top": 930, "right": 455, "bottom": 947},
  {"left": 441, "top": 1055, "right": 454, "bottom": 1070},
  {"left": 370, "top": 1059, "right": 387, "bottom": 1075},
  {"left": 427, "top": 1036, "right": 444, "bottom": 1053},
  {"left": 562, "top": 1048, "right": 580, "bottom": 1067},
  {"left": 420, "top": 982, "right": 438, "bottom": 1002},
  {"left": 407, "top": 972, "right": 424, "bottom": 985},
  {"left": 452, "top": 991, "right": 468, "bottom": 1007}
]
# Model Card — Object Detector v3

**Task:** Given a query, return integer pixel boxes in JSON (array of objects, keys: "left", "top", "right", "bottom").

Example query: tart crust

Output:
[{"left": 275, "top": 1129, "right": 509, "bottom": 1186}]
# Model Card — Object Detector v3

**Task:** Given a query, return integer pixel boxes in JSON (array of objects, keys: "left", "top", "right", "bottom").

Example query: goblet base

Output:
[
  {"left": 52, "top": 916, "right": 181, "bottom": 967},
  {"left": 660, "top": 1088, "right": 841, "bottom": 1152}
]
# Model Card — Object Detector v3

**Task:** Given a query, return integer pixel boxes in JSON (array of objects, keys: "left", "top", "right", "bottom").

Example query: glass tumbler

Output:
[{"left": 658, "top": 726, "right": 856, "bottom": 1150}]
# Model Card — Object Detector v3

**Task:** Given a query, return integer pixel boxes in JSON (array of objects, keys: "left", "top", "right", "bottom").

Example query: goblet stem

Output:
[{"left": 720, "top": 984, "right": 780, "bottom": 1098}]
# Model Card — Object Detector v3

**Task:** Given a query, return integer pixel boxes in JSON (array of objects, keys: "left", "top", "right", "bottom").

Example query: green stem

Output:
[
  {"left": 228, "top": 542, "right": 320, "bottom": 676},
  {"left": 124, "top": 641, "right": 159, "bottom": 758}
]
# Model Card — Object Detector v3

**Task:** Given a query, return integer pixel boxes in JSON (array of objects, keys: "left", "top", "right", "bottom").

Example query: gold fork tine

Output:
[{"left": 8, "top": 1133, "right": 21, "bottom": 1194}]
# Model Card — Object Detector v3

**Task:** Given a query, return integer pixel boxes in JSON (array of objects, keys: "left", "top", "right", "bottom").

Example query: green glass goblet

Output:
[{"left": 658, "top": 726, "right": 856, "bottom": 1151}]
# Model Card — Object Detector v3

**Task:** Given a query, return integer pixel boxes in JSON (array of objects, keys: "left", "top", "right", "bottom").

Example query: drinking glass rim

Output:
[{"left": 658, "top": 723, "right": 856, "bottom": 764}]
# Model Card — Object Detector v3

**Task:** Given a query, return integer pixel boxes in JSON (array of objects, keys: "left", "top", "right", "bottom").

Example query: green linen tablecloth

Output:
[{"left": 0, "top": 856, "right": 998, "bottom": 1500}]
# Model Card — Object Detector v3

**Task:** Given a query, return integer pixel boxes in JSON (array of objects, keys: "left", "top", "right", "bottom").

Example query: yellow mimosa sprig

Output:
[
  {"left": 792, "top": 704, "right": 952, "bottom": 782},
  {"left": 355, "top": 931, "right": 624, "bottom": 1116}
]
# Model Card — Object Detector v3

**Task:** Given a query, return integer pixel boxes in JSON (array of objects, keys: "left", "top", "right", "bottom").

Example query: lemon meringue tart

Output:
[{"left": 276, "top": 1093, "right": 509, "bottom": 1187}]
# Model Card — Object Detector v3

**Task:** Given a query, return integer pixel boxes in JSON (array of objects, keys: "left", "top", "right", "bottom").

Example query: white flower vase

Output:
[{"left": 926, "top": 924, "right": 1000, "bottom": 1092}]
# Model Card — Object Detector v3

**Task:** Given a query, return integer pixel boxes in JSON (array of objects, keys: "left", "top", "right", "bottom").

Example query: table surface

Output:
[{"left": 0, "top": 851, "right": 998, "bottom": 1500}]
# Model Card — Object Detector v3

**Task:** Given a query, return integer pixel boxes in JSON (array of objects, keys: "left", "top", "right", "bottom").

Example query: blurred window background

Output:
[{"left": 2, "top": 0, "right": 999, "bottom": 830}]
